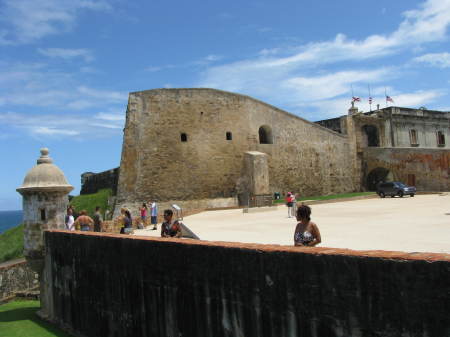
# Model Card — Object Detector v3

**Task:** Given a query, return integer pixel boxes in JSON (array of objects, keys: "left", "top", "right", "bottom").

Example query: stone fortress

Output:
[
  {"left": 81, "top": 88, "right": 449, "bottom": 215},
  {"left": 10, "top": 93, "right": 450, "bottom": 337}
]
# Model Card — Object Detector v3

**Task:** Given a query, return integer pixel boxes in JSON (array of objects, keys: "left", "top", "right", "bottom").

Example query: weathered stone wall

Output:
[
  {"left": 0, "top": 258, "right": 39, "bottom": 302},
  {"left": 116, "top": 89, "right": 358, "bottom": 212},
  {"left": 21, "top": 191, "right": 69, "bottom": 271},
  {"left": 41, "top": 231, "right": 450, "bottom": 337},
  {"left": 80, "top": 168, "right": 119, "bottom": 195},
  {"left": 363, "top": 148, "right": 450, "bottom": 191}
]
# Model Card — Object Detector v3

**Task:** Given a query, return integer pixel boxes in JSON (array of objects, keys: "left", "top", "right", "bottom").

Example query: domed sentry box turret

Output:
[{"left": 16, "top": 148, "right": 73, "bottom": 273}]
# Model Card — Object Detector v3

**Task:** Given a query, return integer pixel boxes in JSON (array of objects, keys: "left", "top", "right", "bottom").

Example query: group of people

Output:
[
  {"left": 64, "top": 194, "right": 321, "bottom": 247},
  {"left": 139, "top": 201, "right": 159, "bottom": 230},
  {"left": 121, "top": 202, "right": 183, "bottom": 238},
  {"left": 65, "top": 205, "right": 103, "bottom": 232}
]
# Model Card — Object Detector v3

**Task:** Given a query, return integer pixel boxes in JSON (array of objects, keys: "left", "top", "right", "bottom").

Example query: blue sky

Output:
[{"left": 1, "top": 0, "right": 450, "bottom": 210}]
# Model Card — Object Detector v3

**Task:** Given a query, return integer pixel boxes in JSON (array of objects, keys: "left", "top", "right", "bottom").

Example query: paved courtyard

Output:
[{"left": 134, "top": 194, "right": 450, "bottom": 254}]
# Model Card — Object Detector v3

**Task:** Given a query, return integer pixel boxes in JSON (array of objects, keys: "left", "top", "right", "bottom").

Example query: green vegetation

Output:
[
  {"left": 0, "top": 300, "right": 70, "bottom": 337},
  {"left": 273, "top": 191, "right": 375, "bottom": 204},
  {"left": 0, "top": 224, "right": 24, "bottom": 263},
  {"left": 70, "top": 188, "right": 113, "bottom": 217}
]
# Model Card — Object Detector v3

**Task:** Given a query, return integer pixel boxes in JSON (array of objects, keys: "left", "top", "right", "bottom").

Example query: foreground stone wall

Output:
[
  {"left": 116, "top": 89, "right": 358, "bottom": 212},
  {"left": 41, "top": 231, "right": 449, "bottom": 337},
  {"left": 0, "top": 258, "right": 39, "bottom": 302},
  {"left": 364, "top": 148, "right": 450, "bottom": 191}
]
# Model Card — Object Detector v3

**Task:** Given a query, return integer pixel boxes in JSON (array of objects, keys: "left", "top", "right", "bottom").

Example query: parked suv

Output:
[{"left": 377, "top": 182, "right": 416, "bottom": 198}]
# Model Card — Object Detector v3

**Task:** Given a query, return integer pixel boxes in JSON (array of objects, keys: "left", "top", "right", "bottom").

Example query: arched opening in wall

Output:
[
  {"left": 258, "top": 125, "right": 273, "bottom": 144},
  {"left": 366, "top": 167, "right": 392, "bottom": 191},
  {"left": 226, "top": 132, "right": 232, "bottom": 140},
  {"left": 180, "top": 133, "right": 188, "bottom": 142},
  {"left": 362, "top": 125, "right": 379, "bottom": 147}
]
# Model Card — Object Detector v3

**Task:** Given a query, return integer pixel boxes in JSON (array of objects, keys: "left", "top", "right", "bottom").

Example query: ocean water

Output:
[{"left": 0, "top": 210, "right": 23, "bottom": 234}]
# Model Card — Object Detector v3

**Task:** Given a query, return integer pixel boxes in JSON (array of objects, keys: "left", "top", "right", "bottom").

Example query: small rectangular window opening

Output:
[
  {"left": 226, "top": 132, "right": 232, "bottom": 140},
  {"left": 181, "top": 133, "right": 188, "bottom": 142},
  {"left": 437, "top": 131, "right": 445, "bottom": 146},
  {"left": 409, "top": 129, "right": 418, "bottom": 146},
  {"left": 40, "top": 209, "right": 46, "bottom": 221}
]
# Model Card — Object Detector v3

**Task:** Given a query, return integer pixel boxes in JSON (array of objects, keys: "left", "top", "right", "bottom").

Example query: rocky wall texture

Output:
[
  {"left": 364, "top": 148, "right": 450, "bottom": 191},
  {"left": 116, "top": 89, "right": 358, "bottom": 210},
  {"left": 0, "top": 258, "right": 39, "bottom": 302},
  {"left": 41, "top": 231, "right": 450, "bottom": 337}
]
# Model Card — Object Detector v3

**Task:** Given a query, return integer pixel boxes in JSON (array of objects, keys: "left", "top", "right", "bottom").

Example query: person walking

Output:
[
  {"left": 74, "top": 210, "right": 94, "bottom": 231},
  {"left": 150, "top": 200, "right": 158, "bottom": 230},
  {"left": 294, "top": 204, "right": 321, "bottom": 247},
  {"left": 93, "top": 206, "right": 103, "bottom": 232}
]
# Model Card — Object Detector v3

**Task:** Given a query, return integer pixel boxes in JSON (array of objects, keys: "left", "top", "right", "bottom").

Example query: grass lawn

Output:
[
  {"left": 0, "top": 300, "right": 70, "bottom": 337},
  {"left": 0, "top": 224, "right": 23, "bottom": 263},
  {"left": 70, "top": 188, "right": 113, "bottom": 217},
  {"left": 273, "top": 191, "right": 375, "bottom": 204}
]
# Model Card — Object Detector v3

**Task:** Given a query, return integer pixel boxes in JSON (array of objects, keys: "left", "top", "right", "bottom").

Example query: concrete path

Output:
[{"left": 134, "top": 193, "right": 450, "bottom": 253}]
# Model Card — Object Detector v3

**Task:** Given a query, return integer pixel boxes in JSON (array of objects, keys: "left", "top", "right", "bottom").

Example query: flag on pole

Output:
[
  {"left": 352, "top": 96, "right": 361, "bottom": 102},
  {"left": 368, "top": 96, "right": 373, "bottom": 104},
  {"left": 386, "top": 95, "right": 394, "bottom": 103}
]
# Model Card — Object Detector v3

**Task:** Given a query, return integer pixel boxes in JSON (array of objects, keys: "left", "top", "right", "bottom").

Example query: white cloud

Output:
[
  {"left": 34, "top": 126, "right": 80, "bottom": 136},
  {"left": 0, "top": 0, "right": 112, "bottom": 44},
  {"left": 0, "top": 62, "right": 127, "bottom": 109},
  {"left": 282, "top": 68, "right": 393, "bottom": 101},
  {"left": 0, "top": 110, "right": 125, "bottom": 138},
  {"left": 38, "top": 48, "right": 94, "bottom": 62},
  {"left": 196, "top": 0, "right": 450, "bottom": 119},
  {"left": 76, "top": 86, "right": 127, "bottom": 102},
  {"left": 413, "top": 52, "right": 450, "bottom": 68}
]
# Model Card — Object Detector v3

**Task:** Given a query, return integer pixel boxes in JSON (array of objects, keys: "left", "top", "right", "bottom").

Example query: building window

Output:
[
  {"left": 226, "top": 132, "right": 232, "bottom": 140},
  {"left": 40, "top": 209, "right": 46, "bottom": 221},
  {"left": 437, "top": 131, "right": 445, "bottom": 147},
  {"left": 180, "top": 133, "right": 188, "bottom": 142},
  {"left": 258, "top": 125, "right": 273, "bottom": 144},
  {"left": 409, "top": 129, "right": 419, "bottom": 146}
]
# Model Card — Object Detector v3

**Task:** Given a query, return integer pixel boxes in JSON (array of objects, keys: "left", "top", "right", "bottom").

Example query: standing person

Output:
[
  {"left": 121, "top": 209, "right": 133, "bottom": 234},
  {"left": 291, "top": 193, "right": 298, "bottom": 218},
  {"left": 93, "top": 206, "right": 103, "bottom": 232},
  {"left": 161, "top": 209, "right": 182, "bottom": 238},
  {"left": 150, "top": 200, "right": 158, "bottom": 230},
  {"left": 65, "top": 208, "right": 75, "bottom": 231},
  {"left": 285, "top": 192, "right": 294, "bottom": 218},
  {"left": 294, "top": 204, "right": 321, "bottom": 247},
  {"left": 73, "top": 210, "right": 94, "bottom": 232},
  {"left": 140, "top": 203, "right": 148, "bottom": 227}
]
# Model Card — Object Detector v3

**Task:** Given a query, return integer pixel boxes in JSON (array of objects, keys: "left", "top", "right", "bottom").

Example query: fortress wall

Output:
[
  {"left": 245, "top": 99, "right": 358, "bottom": 196},
  {"left": 116, "top": 89, "right": 358, "bottom": 211},
  {"left": 364, "top": 148, "right": 450, "bottom": 191},
  {"left": 117, "top": 89, "right": 253, "bottom": 205},
  {"left": 0, "top": 258, "right": 38, "bottom": 302},
  {"left": 41, "top": 231, "right": 450, "bottom": 337},
  {"left": 80, "top": 168, "right": 119, "bottom": 195}
]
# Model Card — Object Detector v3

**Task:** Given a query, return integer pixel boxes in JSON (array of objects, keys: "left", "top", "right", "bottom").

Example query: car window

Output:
[{"left": 396, "top": 182, "right": 406, "bottom": 187}]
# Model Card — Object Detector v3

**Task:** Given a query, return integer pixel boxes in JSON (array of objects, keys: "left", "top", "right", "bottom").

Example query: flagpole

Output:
[
  {"left": 385, "top": 87, "right": 387, "bottom": 108},
  {"left": 368, "top": 84, "right": 372, "bottom": 112}
]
